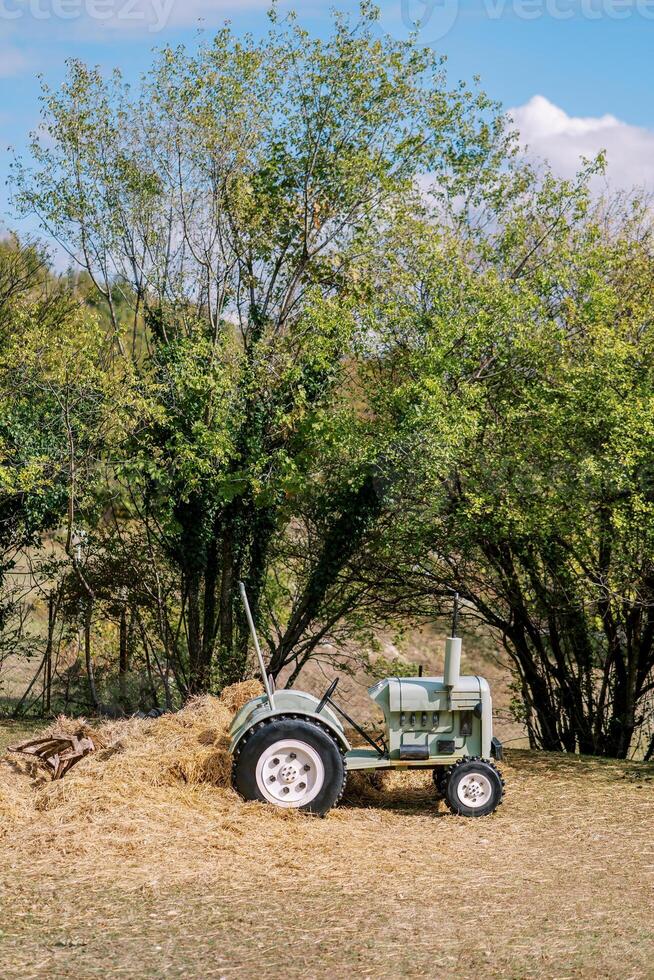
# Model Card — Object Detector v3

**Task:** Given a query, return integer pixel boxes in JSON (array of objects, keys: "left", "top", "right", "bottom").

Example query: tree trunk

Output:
[
  {"left": 217, "top": 516, "right": 235, "bottom": 683},
  {"left": 269, "top": 476, "right": 382, "bottom": 677},
  {"left": 603, "top": 656, "right": 637, "bottom": 759},
  {"left": 186, "top": 571, "right": 204, "bottom": 693},
  {"left": 232, "top": 506, "right": 275, "bottom": 683},
  {"left": 119, "top": 603, "right": 130, "bottom": 709},
  {"left": 84, "top": 600, "right": 99, "bottom": 712},
  {"left": 44, "top": 592, "right": 55, "bottom": 715},
  {"left": 143, "top": 638, "right": 160, "bottom": 709},
  {"left": 199, "top": 521, "right": 221, "bottom": 691}
]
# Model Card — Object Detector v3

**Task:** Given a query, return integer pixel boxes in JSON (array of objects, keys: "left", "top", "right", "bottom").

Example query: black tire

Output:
[
  {"left": 444, "top": 757, "right": 504, "bottom": 818},
  {"left": 232, "top": 717, "right": 346, "bottom": 817},
  {"left": 432, "top": 766, "right": 451, "bottom": 798}
]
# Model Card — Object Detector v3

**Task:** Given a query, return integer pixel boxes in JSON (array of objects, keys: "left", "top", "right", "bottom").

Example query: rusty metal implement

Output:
[{"left": 8, "top": 732, "right": 96, "bottom": 780}]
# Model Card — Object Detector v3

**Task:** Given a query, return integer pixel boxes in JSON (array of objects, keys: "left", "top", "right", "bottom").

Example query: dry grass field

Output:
[{"left": 0, "top": 684, "right": 652, "bottom": 980}]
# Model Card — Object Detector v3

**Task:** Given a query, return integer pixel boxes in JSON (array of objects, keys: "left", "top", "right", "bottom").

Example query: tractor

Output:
[{"left": 230, "top": 583, "right": 505, "bottom": 817}]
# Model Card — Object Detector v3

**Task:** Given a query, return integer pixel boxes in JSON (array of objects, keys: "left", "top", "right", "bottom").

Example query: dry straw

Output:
[{"left": 0, "top": 678, "right": 431, "bottom": 890}]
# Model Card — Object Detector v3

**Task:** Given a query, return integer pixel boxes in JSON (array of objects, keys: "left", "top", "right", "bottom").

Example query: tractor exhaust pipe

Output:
[
  {"left": 444, "top": 636, "right": 461, "bottom": 688},
  {"left": 444, "top": 592, "right": 461, "bottom": 688}
]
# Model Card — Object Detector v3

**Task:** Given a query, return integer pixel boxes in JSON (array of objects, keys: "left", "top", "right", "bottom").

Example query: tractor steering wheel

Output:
[{"left": 316, "top": 677, "right": 339, "bottom": 714}]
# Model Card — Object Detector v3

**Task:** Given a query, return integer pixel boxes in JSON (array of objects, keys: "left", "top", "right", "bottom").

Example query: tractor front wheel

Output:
[
  {"left": 443, "top": 757, "right": 504, "bottom": 817},
  {"left": 232, "top": 717, "right": 346, "bottom": 816}
]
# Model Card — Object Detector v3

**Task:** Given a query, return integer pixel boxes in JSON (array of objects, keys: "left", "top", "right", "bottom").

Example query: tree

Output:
[
  {"left": 0, "top": 238, "right": 66, "bottom": 573},
  {"left": 361, "top": 190, "right": 654, "bottom": 758},
  {"left": 13, "top": 7, "right": 515, "bottom": 692},
  {"left": 0, "top": 235, "right": 140, "bottom": 711}
]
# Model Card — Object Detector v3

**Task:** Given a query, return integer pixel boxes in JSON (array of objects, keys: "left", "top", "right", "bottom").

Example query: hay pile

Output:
[
  {"left": 0, "top": 682, "right": 263, "bottom": 862},
  {"left": 0, "top": 677, "right": 417, "bottom": 892},
  {"left": 21, "top": 681, "right": 261, "bottom": 791}
]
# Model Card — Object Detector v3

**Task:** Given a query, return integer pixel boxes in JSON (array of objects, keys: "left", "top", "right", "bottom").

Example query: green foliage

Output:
[
  {"left": 10, "top": 8, "right": 516, "bottom": 695},
  {"left": 362, "top": 190, "right": 654, "bottom": 757}
]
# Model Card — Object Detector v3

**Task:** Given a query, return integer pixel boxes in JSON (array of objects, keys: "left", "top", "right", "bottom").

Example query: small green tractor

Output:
[{"left": 230, "top": 584, "right": 505, "bottom": 818}]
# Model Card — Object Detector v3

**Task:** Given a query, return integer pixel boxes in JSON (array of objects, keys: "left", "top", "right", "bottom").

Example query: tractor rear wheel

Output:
[
  {"left": 443, "top": 757, "right": 504, "bottom": 817},
  {"left": 232, "top": 717, "right": 346, "bottom": 816}
]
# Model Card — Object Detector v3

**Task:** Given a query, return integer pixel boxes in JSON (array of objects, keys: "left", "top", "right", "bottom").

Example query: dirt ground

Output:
[{"left": 1, "top": 710, "right": 652, "bottom": 980}]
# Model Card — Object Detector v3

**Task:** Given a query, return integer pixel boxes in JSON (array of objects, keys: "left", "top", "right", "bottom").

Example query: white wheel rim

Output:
[
  {"left": 456, "top": 772, "right": 493, "bottom": 809},
  {"left": 255, "top": 739, "right": 325, "bottom": 808}
]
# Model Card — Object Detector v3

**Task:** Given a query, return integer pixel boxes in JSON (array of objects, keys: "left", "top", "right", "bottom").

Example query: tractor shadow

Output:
[{"left": 340, "top": 769, "right": 448, "bottom": 817}]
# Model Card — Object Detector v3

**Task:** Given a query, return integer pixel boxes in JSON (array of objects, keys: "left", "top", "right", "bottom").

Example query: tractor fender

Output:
[{"left": 229, "top": 690, "right": 350, "bottom": 755}]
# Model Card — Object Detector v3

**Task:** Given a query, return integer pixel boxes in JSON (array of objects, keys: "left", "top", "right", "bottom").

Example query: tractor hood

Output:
[
  {"left": 368, "top": 674, "right": 493, "bottom": 760},
  {"left": 369, "top": 675, "right": 485, "bottom": 714}
]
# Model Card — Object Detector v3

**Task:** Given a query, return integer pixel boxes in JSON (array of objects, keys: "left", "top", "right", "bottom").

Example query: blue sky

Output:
[{"left": 1, "top": 0, "right": 653, "bottom": 236}]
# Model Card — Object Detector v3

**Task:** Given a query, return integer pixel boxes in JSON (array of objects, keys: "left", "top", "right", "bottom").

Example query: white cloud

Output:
[
  {"left": 509, "top": 95, "right": 654, "bottom": 191},
  {"left": 0, "top": 47, "right": 28, "bottom": 78}
]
